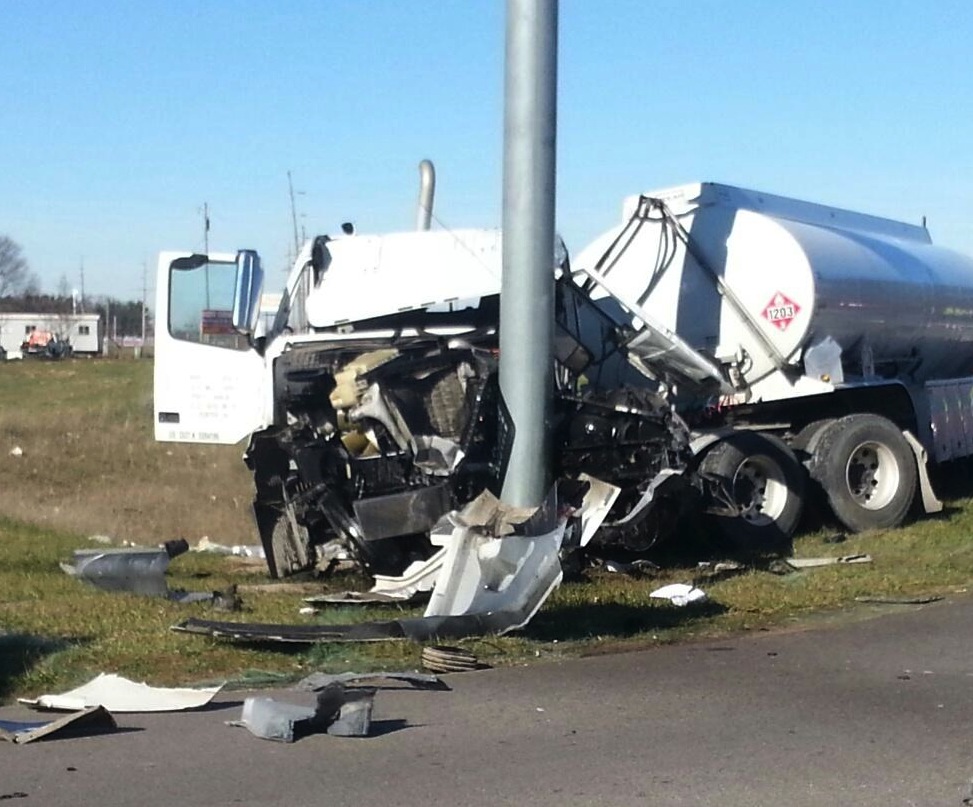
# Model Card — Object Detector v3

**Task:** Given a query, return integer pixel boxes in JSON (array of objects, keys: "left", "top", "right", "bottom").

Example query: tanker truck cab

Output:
[
  {"left": 154, "top": 228, "right": 507, "bottom": 448},
  {"left": 155, "top": 225, "right": 716, "bottom": 578}
]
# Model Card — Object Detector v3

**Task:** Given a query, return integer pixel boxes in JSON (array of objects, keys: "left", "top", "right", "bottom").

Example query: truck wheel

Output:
[
  {"left": 269, "top": 514, "right": 313, "bottom": 578},
  {"left": 791, "top": 419, "right": 835, "bottom": 459},
  {"left": 699, "top": 432, "right": 805, "bottom": 551},
  {"left": 810, "top": 414, "right": 916, "bottom": 532}
]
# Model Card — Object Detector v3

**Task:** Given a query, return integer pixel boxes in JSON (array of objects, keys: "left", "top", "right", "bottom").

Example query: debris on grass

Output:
[
  {"left": 61, "top": 546, "right": 241, "bottom": 608},
  {"left": 786, "top": 554, "right": 872, "bottom": 569},
  {"left": 193, "top": 536, "right": 265, "bottom": 559},
  {"left": 174, "top": 484, "right": 583, "bottom": 645},
  {"left": 854, "top": 595, "right": 944, "bottom": 605},
  {"left": 61, "top": 547, "right": 171, "bottom": 596},
  {"left": 597, "top": 558, "right": 660, "bottom": 577},
  {"left": 649, "top": 583, "right": 708, "bottom": 606}
]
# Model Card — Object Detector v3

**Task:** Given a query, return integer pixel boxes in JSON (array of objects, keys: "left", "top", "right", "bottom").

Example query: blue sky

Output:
[{"left": 1, "top": 1, "right": 971, "bottom": 300}]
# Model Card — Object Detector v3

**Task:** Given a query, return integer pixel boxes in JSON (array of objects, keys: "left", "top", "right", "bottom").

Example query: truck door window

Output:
[{"left": 168, "top": 259, "right": 248, "bottom": 350}]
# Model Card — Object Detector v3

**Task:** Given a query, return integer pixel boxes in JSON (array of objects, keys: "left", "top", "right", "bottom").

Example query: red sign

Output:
[
  {"left": 201, "top": 309, "right": 235, "bottom": 335},
  {"left": 761, "top": 292, "right": 801, "bottom": 332}
]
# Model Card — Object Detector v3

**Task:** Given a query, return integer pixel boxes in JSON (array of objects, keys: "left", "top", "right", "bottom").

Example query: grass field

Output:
[{"left": 2, "top": 358, "right": 973, "bottom": 702}]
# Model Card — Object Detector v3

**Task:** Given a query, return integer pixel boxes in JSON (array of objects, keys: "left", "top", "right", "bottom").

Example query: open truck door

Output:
[{"left": 154, "top": 250, "right": 269, "bottom": 444}]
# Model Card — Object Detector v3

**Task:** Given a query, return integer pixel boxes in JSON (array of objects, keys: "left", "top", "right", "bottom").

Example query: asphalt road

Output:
[{"left": 3, "top": 599, "right": 972, "bottom": 807}]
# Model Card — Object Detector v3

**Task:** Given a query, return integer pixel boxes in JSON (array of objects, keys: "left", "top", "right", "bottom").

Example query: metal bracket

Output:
[{"left": 902, "top": 429, "right": 943, "bottom": 514}]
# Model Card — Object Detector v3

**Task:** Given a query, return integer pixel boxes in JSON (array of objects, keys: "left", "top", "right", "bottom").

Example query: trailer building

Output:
[{"left": 0, "top": 313, "right": 102, "bottom": 355}]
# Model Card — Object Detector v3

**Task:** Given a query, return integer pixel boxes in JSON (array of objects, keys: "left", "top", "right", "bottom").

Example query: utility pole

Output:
[
  {"left": 498, "top": 0, "right": 559, "bottom": 507},
  {"left": 202, "top": 202, "right": 211, "bottom": 309},
  {"left": 288, "top": 170, "right": 304, "bottom": 255},
  {"left": 141, "top": 260, "right": 147, "bottom": 347},
  {"left": 79, "top": 259, "right": 86, "bottom": 313},
  {"left": 203, "top": 202, "right": 210, "bottom": 254}
]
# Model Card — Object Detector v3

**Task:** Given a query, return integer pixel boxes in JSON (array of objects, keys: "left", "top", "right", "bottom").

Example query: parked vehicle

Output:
[
  {"left": 21, "top": 329, "right": 73, "bottom": 359},
  {"left": 154, "top": 181, "right": 973, "bottom": 577}
]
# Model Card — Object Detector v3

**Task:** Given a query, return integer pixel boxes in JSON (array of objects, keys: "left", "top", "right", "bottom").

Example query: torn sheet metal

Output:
[
  {"left": 577, "top": 474, "right": 622, "bottom": 547},
  {"left": 229, "top": 684, "right": 375, "bottom": 742},
  {"left": 422, "top": 487, "right": 566, "bottom": 635},
  {"left": 649, "top": 583, "right": 708, "bottom": 606},
  {"left": 0, "top": 706, "right": 116, "bottom": 744},
  {"left": 303, "top": 590, "right": 427, "bottom": 607},
  {"left": 310, "top": 546, "right": 448, "bottom": 605},
  {"left": 786, "top": 554, "right": 872, "bottom": 569},
  {"left": 61, "top": 548, "right": 170, "bottom": 596},
  {"left": 18, "top": 673, "right": 223, "bottom": 713},
  {"left": 173, "top": 617, "right": 410, "bottom": 643},
  {"left": 294, "top": 671, "right": 447, "bottom": 692},
  {"left": 173, "top": 485, "right": 578, "bottom": 644}
]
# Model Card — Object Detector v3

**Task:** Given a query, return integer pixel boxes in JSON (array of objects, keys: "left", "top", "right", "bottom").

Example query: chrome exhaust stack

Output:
[{"left": 416, "top": 159, "right": 436, "bottom": 231}]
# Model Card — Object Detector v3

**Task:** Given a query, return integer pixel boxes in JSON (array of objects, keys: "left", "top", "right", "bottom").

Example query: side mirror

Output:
[{"left": 232, "top": 250, "right": 264, "bottom": 335}]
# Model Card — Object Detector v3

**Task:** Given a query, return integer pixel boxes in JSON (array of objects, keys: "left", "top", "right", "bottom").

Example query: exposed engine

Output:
[{"left": 246, "top": 276, "right": 694, "bottom": 579}]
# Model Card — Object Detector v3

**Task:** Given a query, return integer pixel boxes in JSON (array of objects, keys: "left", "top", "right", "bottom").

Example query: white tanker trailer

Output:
[
  {"left": 154, "top": 179, "right": 973, "bottom": 577},
  {"left": 573, "top": 182, "right": 973, "bottom": 538}
]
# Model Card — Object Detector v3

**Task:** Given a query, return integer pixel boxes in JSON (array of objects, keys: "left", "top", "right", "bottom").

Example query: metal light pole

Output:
[{"left": 499, "top": 0, "right": 558, "bottom": 507}]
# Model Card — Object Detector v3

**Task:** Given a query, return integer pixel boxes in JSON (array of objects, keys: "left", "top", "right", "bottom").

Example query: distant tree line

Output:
[{"left": 0, "top": 234, "right": 150, "bottom": 337}]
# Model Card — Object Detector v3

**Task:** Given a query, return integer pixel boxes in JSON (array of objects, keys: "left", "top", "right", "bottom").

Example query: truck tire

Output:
[
  {"left": 809, "top": 414, "right": 916, "bottom": 532},
  {"left": 791, "top": 419, "right": 835, "bottom": 459},
  {"left": 269, "top": 514, "right": 313, "bottom": 578},
  {"left": 698, "top": 431, "right": 805, "bottom": 551}
]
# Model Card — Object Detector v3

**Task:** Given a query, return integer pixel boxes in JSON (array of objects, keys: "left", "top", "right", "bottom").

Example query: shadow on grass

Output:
[
  {"left": 523, "top": 600, "right": 727, "bottom": 643},
  {"left": 0, "top": 633, "right": 76, "bottom": 700}
]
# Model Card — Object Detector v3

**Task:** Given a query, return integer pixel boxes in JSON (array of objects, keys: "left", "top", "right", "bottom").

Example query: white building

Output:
[{"left": 0, "top": 313, "right": 102, "bottom": 355}]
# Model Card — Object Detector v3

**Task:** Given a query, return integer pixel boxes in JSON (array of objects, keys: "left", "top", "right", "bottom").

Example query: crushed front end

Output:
[{"left": 247, "top": 276, "right": 694, "bottom": 579}]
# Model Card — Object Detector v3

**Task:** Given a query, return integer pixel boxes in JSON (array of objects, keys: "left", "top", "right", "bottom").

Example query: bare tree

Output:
[{"left": 0, "top": 236, "right": 33, "bottom": 297}]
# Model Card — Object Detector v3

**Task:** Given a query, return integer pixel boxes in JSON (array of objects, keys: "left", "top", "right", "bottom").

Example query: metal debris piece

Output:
[
  {"left": 228, "top": 684, "right": 376, "bottom": 741},
  {"left": 649, "top": 583, "right": 708, "bottom": 606},
  {"left": 61, "top": 548, "right": 171, "bottom": 596},
  {"left": 576, "top": 474, "right": 622, "bottom": 547},
  {"left": 174, "top": 484, "right": 578, "bottom": 644},
  {"left": 600, "top": 558, "right": 661, "bottom": 577},
  {"left": 421, "top": 488, "right": 566, "bottom": 634},
  {"left": 0, "top": 706, "right": 116, "bottom": 744},
  {"left": 420, "top": 645, "right": 483, "bottom": 674},
  {"left": 174, "top": 618, "right": 409, "bottom": 643},
  {"left": 303, "top": 589, "right": 428, "bottom": 607},
  {"left": 193, "top": 537, "right": 266, "bottom": 559},
  {"left": 353, "top": 484, "right": 452, "bottom": 542},
  {"left": 294, "top": 670, "right": 447, "bottom": 692},
  {"left": 18, "top": 673, "right": 224, "bottom": 713},
  {"left": 309, "top": 547, "right": 447, "bottom": 605},
  {"left": 854, "top": 595, "right": 944, "bottom": 605},
  {"left": 161, "top": 538, "right": 190, "bottom": 559},
  {"left": 786, "top": 554, "right": 872, "bottom": 569}
]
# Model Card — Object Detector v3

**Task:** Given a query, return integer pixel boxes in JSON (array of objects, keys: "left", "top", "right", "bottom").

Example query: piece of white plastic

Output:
[
  {"left": 649, "top": 583, "right": 708, "bottom": 606},
  {"left": 19, "top": 673, "right": 223, "bottom": 713}
]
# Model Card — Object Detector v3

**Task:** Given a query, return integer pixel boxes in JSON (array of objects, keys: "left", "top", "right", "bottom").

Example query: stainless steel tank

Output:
[{"left": 573, "top": 182, "right": 973, "bottom": 392}]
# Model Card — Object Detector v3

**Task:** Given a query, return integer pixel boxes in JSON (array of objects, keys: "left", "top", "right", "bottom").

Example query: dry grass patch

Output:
[{"left": 0, "top": 359, "right": 254, "bottom": 545}]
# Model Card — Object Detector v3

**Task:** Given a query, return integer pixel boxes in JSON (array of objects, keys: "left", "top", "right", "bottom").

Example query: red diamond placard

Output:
[{"left": 761, "top": 292, "right": 801, "bottom": 331}]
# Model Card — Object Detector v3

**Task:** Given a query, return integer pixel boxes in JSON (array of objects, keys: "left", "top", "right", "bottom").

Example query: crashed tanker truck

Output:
[{"left": 154, "top": 181, "right": 973, "bottom": 578}]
